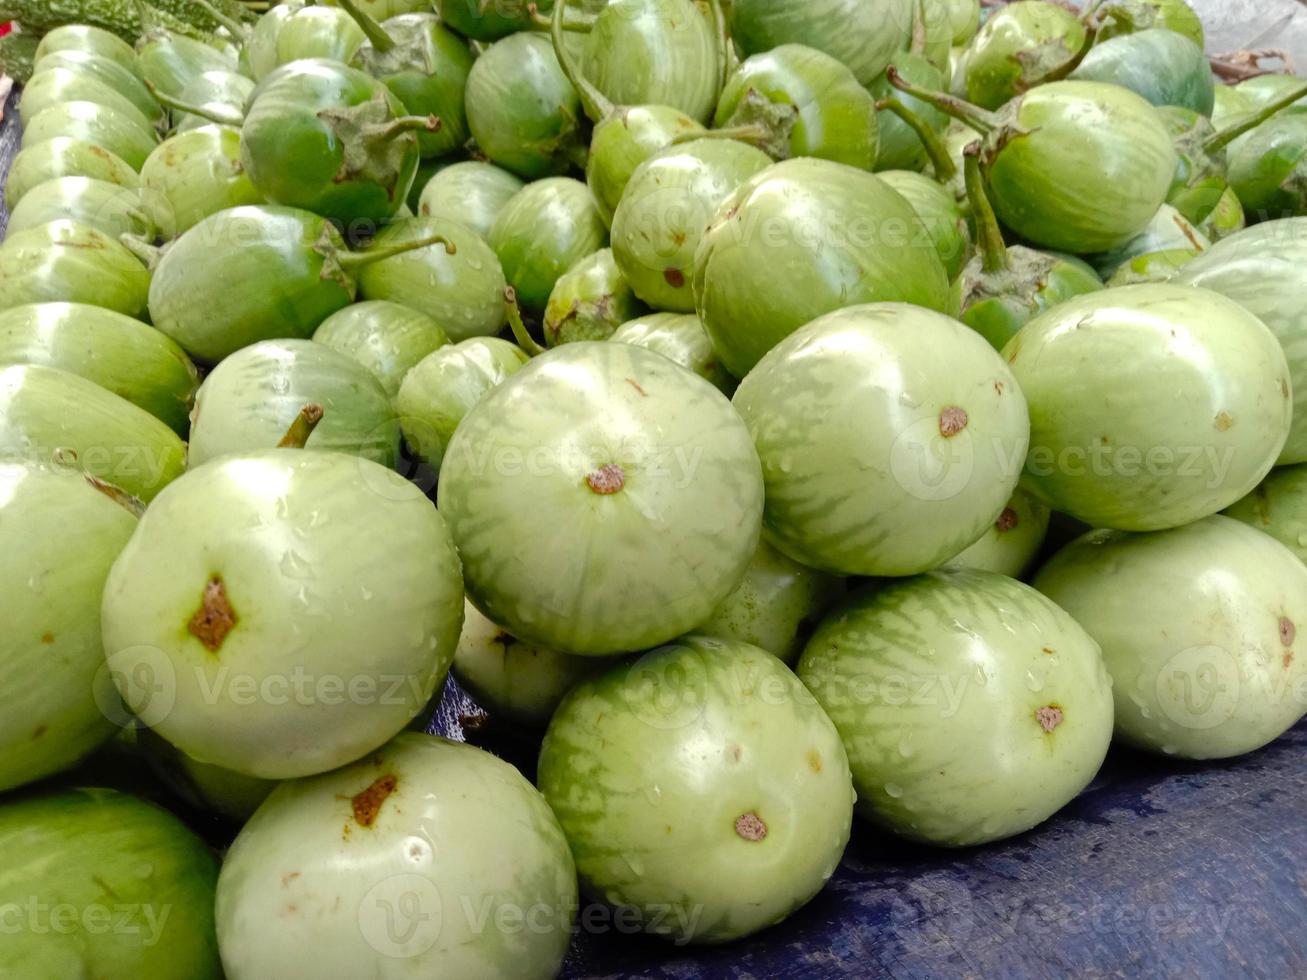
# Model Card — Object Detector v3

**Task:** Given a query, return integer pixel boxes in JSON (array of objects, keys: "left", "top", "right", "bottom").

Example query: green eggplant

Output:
[
  {"left": 715, "top": 44, "right": 879, "bottom": 170},
  {"left": 19, "top": 67, "right": 157, "bottom": 135},
  {"left": 312, "top": 300, "right": 451, "bottom": 397},
  {"left": 436, "top": 0, "right": 554, "bottom": 40},
  {"left": 7, "top": 176, "right": 155, "bottom": 241},
  {"left": 1105, "top": 248, "right": 1197, "bottom": 287},
  {"left": 244, "top": 0, "right": 302, "bottom": 81},
  {"left": 30, "top": 50, "right": 164, "bottom": 124},
  {"left": 464, "top": 32, "right": 585, "bottom": 179},
  {"left": 1071, "top": 28, "right": 1214, "bottom": 116},
  {"left": 610, "top": 312, "right": 735, "bottom": 393},
  {"left": 407, "top": 156, "right": 455, "bottom": 214},
  {"left": 146, "top": 205, "right": 453, "bottom": 363},
  {"left": 1200, "top": 185, "right": 1246, "bottom": 241},
  {"left": 324, "top": 0, "right": 434, "bottom": 18},
  {"left": 136, "top": 29, "right": 239, "bottom": 99},
  {"left": 489, "top": 178, "right": 609, "bottom": 312},
  {"left": 1089, "top": 203, "right": 1209, "bottom": 279},
  {"left": 335, "top": 1, "right": 474, "bottom": 159},
  {"left": 1236, "top": 74, "right": 1307, "bottom": 116},
  {"left": 357, "top": 217, "right": 510, "bottom": 342},
  {"left": 947, "top": 0, "right": 981, "bottom": 45},
  {"left": 1094, "top": 0, "right": 1205, "bottom": 48},
  {"left": 417, "top": 161, "right": 524, "bottom": 240},
  {"left": 20, "top": 101, "right": 160, "bottom": 171},
  {"left": 1227, "top": 114, "right": 1307, "bottom": 219},
  {"left": 34, "top": 24, "right": 138, "bottom": 72},
  {"left": 954, "top": 145, "right": 1103, "bottom": 351},
  {"left": 240, "top": 59, "right": 437, "bottom": 226},
  {"left": 891, "top": 73, "right": 1177, "bottom": 253},
  {"left": 1212, "top": 83, "right": 1257, "bottom": 130},
  {"left": 172, "top": 70, "right": 256, "bottom": 132},
  {"left": 582, "top": 0, "right": 723, "bottom": 124},
  {"left": 0, "top": 303, "right": 199, "bottom": 435},
  {"left": 270, "top": 5, "right": 367, "bottom": 69},
  {"left": 964, "top": 0, "right": 1090, "bottom": 110},
  {"left": 3, "top": 139, "right": 139, "bottom": 211},
  {"left": 139, "top": 125, "right": 264, "bottom": 240},
  {"left": 878, "top": 169, "right": 971, "bottom": 280},
  {"left": 544, "top": 249, "right": 648, "bottom": 346},
  {"left": 0, "top": 222, "right": 150, "bottom": 319},
  {"left": 870, "top": 52, "right": 949, "bottom": 173},
  {"left": 0, "top": 364, "right": 187, "bottom": 503}
]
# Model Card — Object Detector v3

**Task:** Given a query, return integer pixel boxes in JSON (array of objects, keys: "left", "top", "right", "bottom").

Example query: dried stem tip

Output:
[
  {"left": 734, "top": 812, "right": 768, "bottom": 841},
  {"left": 586, "top": 463, "right": 625, "bottom": 495},
  {"left": 189, "top": 577, "right": 237, "bottom": 652}
]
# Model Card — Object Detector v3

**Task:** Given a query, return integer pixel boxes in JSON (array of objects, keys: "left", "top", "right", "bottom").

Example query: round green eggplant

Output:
[
  {"left": 1200, "top": 185, "right": 1247, "bottom": 241},
  {"left": 437, "top": 0, "right": 554, "bottom": 40},
  {"left": 1104, "top": 248, "right": 1197, "bottom": 286},
  {"left": 1035, "top": 516, "right": 1307, "bottom": 759},
  {"left": 241, "top": 59, "right": 431, "bottom": 226},
  {"left": 0, "top": 788, "right": 221, "bottom": 978},
  {"left": 325, "top": 0, "right": 436, "bottom": 18},
  {"left": 610, "top": 311, "right": 735, "bottom": 393},
  {"left": 140, "top": 125, "right": 264, "bottom": 240},
  {"left": 1158, "top": 106, "right": 1229, "bottom": 226},
  {"left": 1175, "top": 218, "right": 1307, "bottom": 464},
  {"left": 7, "top": 176, "right": 154, "bottom": 240},
  {"left": 715, "top": 43, "right": 878, "bottom": 170},
  {"left": 612, "top": 138, "right": 773, "bottom": 313},
  {"left": 4, "top": 138, "right": 139, "bottom": 211},
  {"left": 1088, "top": 203, "right": 1209, "bottom": 279},
  {"left": 395, "top": 337, "right": 530, "bottom": 470},
  {"left": 31, "top": 50, "right": 163, "bottom": 125},
  {"left": 244, "top": 1, "right": 301, "bottom": 81},
  {"left": 1095, "top": 0, "right": 1205, "bottom": 48},
  {"left": 19, "top": 66, "right": 158, "bottom": 133},
  {"left": 349, "top": 11, "right": 474, "bottom": 159},
  {"left": 1004, "top": 283, "right": 1292, "bottom": 531},
  {"left": 1236, "top": 73, "right": 1307, "bottom": 116},
  {"left": 0, "top": 221, "right": 150, "bottom": 319},
  {"left": 136, "top": 30, "right": 239, "bottom": 99},
  {"left": 417, "top": 160, "right": 524, "bottom": 239},
  {"left": 544, "top": 249, "right": 647, "bottom": 346},
  {"left": 136, "top": 728, "right": 276, "bottom": 823},
  {"left": 312, "top": 300, "right": 450, "bottom": 397},
  {"left": 948, "top": 0, "right": 981, "bottom": 44},
  {"left": 465, "top": 32, "right": 585, "bottom": 179},
  {"left": 439, "top": 342, "right": 764, "bottom": 655},
  {"left": 0, "top": 364, "right": 187, "bottom": 502},
  {"left": 583, "top": 0, "right": 721, "bottom": 125},
  {"left": 357, "top": 217, "right": 509, "bottom": 341},
  {"left": 730, "top": 0, "right": 919, "bottom": 86},
  {"left": 188, "top": 340, "right": 400, "bottom": 467},
  {"left": 1071, "top": 28, "right": 1213, "bottom": 116},
  {"left": 1226, "top": 114, "right": 1307, "bottom": 219},
  {"left": 216, "top": 733, "right": 575, "bottom": 977},
  {"left": 271, "top": 5, "right": 366, "bottom": 68},
  {"left": 1212, "top": 82, "right": 1257, "bottom": 129},
  {"left": 540, "top": 635, "right": 853, "bottom": 943},
  {"left": 452, "top": 600, "right": 598, "bottom": 727},
  {"left": 101, "top": 451, "right": 465, "bottom": 778},
  {"left": 965, "top": 1, "right": 1088, "bottom": 111},
  {"left": 173, "top": 70, "right": 256, "bottom": 133},
  {"left": 21, "top": 100, "right": 160, "bottom": 170},
  {"left": 693, "top": 157, "right": 952, "bottom": 378},
  {"left": 0, "top": 303, "right": 198, "bottom": 435},
  {"left": 1225, "top": 464, "right": 1307, "bottom": 564},
  {"left": 488, "top": 178, "right": 608, "bottom": 312},
  {"left": 696, "top": 537, "right": 845, "bottom": 665},
  {"left": 35, "top": 24, "right": 138, "bottom": 72},
  {"left": 799, "top": 569, "right": 1113, "bottom": 846},
  {"left": 943, "top": 487, "right": 1050, "bottom": 579},
  {"left": 869, "top": 53, "right": 950, "bottom": 173},
  {"left": 733, "top": 303, "right": 1029, "bottom": 576},
  {"left": 0, "top": 463, "right": 137, "bottom": 792},
  {"left": 879, "top": 169, "right": 972, "bottom": 279}
]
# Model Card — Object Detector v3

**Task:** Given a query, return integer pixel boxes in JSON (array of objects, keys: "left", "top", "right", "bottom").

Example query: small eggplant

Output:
[
  {"left": 0, "top": 222, "right": 150, "bottom": 319},
  {"left": 1227, "top": 114, "right": 1307, "bottom": 220},
  {"left": 136, "top": 29, "right": 239, "bottom": 99},
  {"left": 611, "top": 138, "right": 772, "bottom": 313},
  {"left": 964, "top": 0, "right": 1090, "bottom": 110},
  {"left": 1089, "top": 203, "right": 1209, "bottom": 280},
  {"left": 1212, "top": 83, "right": 1256, "bottom": 130},
  {"left": 21, "top": 101, "right": 160, "bottom": 171},
  {"left": 954, "top": 145, "right": 1103, "bottom": 352},
  {"left": 869, "top": 52, "right": 949, "bottom": 173},
  {"left": 947, "top": 0, "right": 981, "bottom": 45},
  {"left": 417, "top": 161, "right": 524, "bottom": 240},
  {"left": 336, "top": 0, "right": 474, "bottom": 159},
  {"left": 436, "top": 0, "right": 554, "bottom": 41},
  {"left": 139, "top": 125, "right": 264, "bottom": 240},
  {"left": 0, "top": 303, "right": 199, "bottom": 435},
  {"left": 21, "top": 70, "right": 157, "bottom": 134},
  {"left": 172, "top": 70, "right": 256, "bottom": 133},
  {"left": 146, "top": 205, "right": 453, "bottom": 363},
  {"left": 878, "top": 169, "right": 971, "bottom": 280},
  {"left": 1094, "top": 0, "right": 1205, "bottom": 49},
  {"left": 890, "top": 72, "right": 1177, "bottom": 253},
  {"left": 1105, "top": 248, "right": 1198, "bottom": 287},
  {"left": 356, "top": 217, "right": 510, "bottom": 342},
  {"left": 244, "top": 0, "right": 302, "bottom": 81},
  {"left": 269, "top": 5, "right": 367, "bottom": 69},
  {"left": 464, "top": 32, "right": 585, "bottom": 179},
  {"left": 7, "top": 177, "right": 155, "bottom": 241},
  {"left": 34, "top": 24, "right": 138, "bottom": 72},
  {"left": 544, "top": 249, "right": 648, "bottom": 346},
  {"left": 312, "top": 300, "right": 450, "bottom": 397},
  {"left": 30, "top": 50, "right": 164, "bottom": 125},
  {"left": 610, "top": 312, "right": 735, "bottom": 393},
  {"left": 488, "top": 178, "right": 609, "bottom": 312},
  {"left": 715, "top": 44, "right": 879, "bottom": 170},
  {"left": 1070, "top": 28, "right": 1213, "bottom": 116},
  {"left": 4, "top": 138, "right": 139, "bottom": 211}
]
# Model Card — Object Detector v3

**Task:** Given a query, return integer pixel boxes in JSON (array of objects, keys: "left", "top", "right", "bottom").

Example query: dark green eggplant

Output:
[
  {"left": 964, "top": 0, "right": 1090, "bottom": 110},
  {"left": 30, "top": 50, "right": 164, "bottom": 125},
  {"left": 146, "top": 205, "right": 453, "bottom": 363},
  {"left": 7, "top": 176, "right": 155, "bottom": 241},
  {"left": 0, "top": 222, "right": 150, "bottom": 319},
  {"left": 417, "top": 161, "right": 524, "bottom": 239},
  {"left": 1071, "top": 28, "right": 1213, "bottom": 116},
  {"left": 543, "top": 249, "right": 648, "bottom": 346},
  {"left": 4, "top": 139, "right": 139, "bottom": 211},
  {"left": 20, "top": 101, "right": 160, "bottom": 171},
  {"left": 139, "top": 125, "right": 264, "bottom": 240}
]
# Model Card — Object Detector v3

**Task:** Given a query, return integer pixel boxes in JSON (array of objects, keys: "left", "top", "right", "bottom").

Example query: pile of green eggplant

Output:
[{"left": 3, "top": 0, "right": 1307, "bottom": 975}]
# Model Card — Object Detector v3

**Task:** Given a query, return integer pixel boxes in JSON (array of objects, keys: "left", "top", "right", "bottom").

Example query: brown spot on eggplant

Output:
[
  {"left": 32, "top": 725, "right": 47, "bottom": 739},
  {"left": 1214, "top": 411, "right": 1233, "bottom": 431},
  {"left": 1280, "top": 617, "right": 1296, "bottom": 647},
  {"left": 1042, "top": 646, "right": 1055, "bottom": 656},
  {"left": 40, "top": 632, "right": 54, "bottom": 644},
  {"left": 282, "top": 871, "right": 301, "bottom": 888},
  {"left": 351, "top": 773, "right": 398, "bottom": 828},
  {"left": 996, "top": 508, "right": 1019, "bottom": 532},
  {"left": 728, "top": 743, "right": 742, "bottom": 763},
  {"left": 188, "top": 577, "right": 237, "bottom": 653},
  {"left": 1036, "top": 705, "right": 1064, "bottom": 732},
  {"left": 734, "top": 812, "right": 767, "bottom": 841},
  {"left": 625, "top": 378, "right": 647, "bottom": 397},
  {"left": 807, "top": 750, "right": 822, "bottom": 773},
  {"left": 938, "top": 406, "right": 968, "bottom": 437},
  {"left": 663, "top": 267, "right": 685, "bottom": 288}
]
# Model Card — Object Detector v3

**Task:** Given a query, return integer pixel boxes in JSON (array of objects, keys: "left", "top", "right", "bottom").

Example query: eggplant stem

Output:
[
  {"left": 192, "top": 0, "right": 249, "bottom": 39},
  {"left": 528, "top": 2, "right": 595, "bottom": 33},
  {"left": 963, "top": 143, "right": 1011, "bottom": 275},
  {"left": 145, "top": 80, "right": 245, "bottom": 127},
  {"left": 885, "top": 65, "right": 1000, "bottom": 135},
  {"left": 546, "top": 0, "right": 610, "bottom": 122},
  {"left": 710, "top": 0, "right": 730, "bottom": 92},
  {"left": 333, "top": 0, "right": 396, "bottom": 53},
  {"left": 339, "top": 232, "right": 458, "bottom": 271},
  {"left": 504, "top": 287, "right": 547, "bottom": 357},
  {"left": 118, "top": 233, "right": 163, "bottom": 269},
  {"left": 1205, "top": 81, "right": 1307, "bottom": 152},
  {"left": 368, "top": 115, "right": 443, "bottom": 142},
  {"left": 277, "top": 404, "right": 325, "bottom": 450},
  {"left": 876, "top": 96, "right": 957, "bottom": 182},
  {"left": 1209, "top": 48, "right": 1297, "bottom": 83}
]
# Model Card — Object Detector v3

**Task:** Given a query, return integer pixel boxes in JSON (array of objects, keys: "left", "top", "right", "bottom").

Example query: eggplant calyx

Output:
[
  {"left": 316, "top": 92, "right": 438, "bottom": 197},
  {"left": 355, "top": 15, "right": 440, "bottom": 77},
  {"left": 959, "top": 246, "right": 1061, "bottom": 311},
  {"left": 1010, "top": 25, "right": 1092, "bottom": 93},
  {"left": 703, "top": 89, "right": 798, "bottom": 160},
  {"left": 318, "top": 223, "right": 456, "bottom": 293},
  {"left": 119, "top": 234, "right": 164, "bottom": 272}
]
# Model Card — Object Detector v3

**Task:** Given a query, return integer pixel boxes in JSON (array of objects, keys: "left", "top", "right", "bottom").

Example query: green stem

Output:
[
  {"left": 367, "top": 115, "right": 443, "bottom": 142},
  {"left": 876, "top": 96, "right": 957, "bottom": 181},
  {"left": 886, "top": 65, "right": 1001, "bottom": 136},
  {"left": 528, "top": 2, "right": 595, "bottom": 32},
  {"left": 504, "top": 287, "right": 546, "bottom": 357},
  {"left": 549, "top": 0, "right": 611, "bottom": 122},
  {"left": 963, "top": 143, "right": 1010, "bottom": 275},
  {"left": 710, "top": 0, "right": 729, "bottom": 92},
  {"left": 192, "top": 0, "right": 249, "bottom": 39},
  {"left": 277, "top": 404, "right": 325, "bottom": 449},
  {"left": 1079, "top": 0, "right": 1109, "bottom": 26},
  {"left": 145, "top": 81, "right": 245, "bottom": 127},
  {"left": 333, "top": 0, "right": 396, "bottom": 53},
  {"left": 119, "top": 234, "right": 164, "bottom": 270},
  {"left": 337, "top": 232, "right": 458, "bottom": 271},
  {"left": 1205, "top": 82, "right": 1307, "bottom": 152}
]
